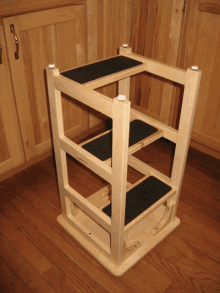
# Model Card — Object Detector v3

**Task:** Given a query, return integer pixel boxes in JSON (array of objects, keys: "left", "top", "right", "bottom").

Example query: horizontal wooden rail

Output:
[
  {"left": 65, "top": 185, "right": 112, "bottom": 233},
  {"left": 122, "top": 52, "right": 186, "bottom": 85},
  {"left": 60, "top": 136, "right": 112, "bottom": 183},
  {"left": 128, "top": 130, "right": 164, "bottom": 155},
  {"left": 84, "top": 63, "right": 146, "bottom": 90},
  {"left": 128, "top": 155, "right": 171, "bottom": 185},
  {"left": 54, "top": 75, "right": 113, "bottom": 118},
  {"left": 130, "top": 108, "right": 178, "bottom": 143}
]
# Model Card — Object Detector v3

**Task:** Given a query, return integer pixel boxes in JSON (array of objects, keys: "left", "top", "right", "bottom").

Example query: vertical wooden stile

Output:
[
  {"left": 111, "top": 97, "right": 130, "bottom": 265},
  {"left": 171, "top": 67, "right": 202, "bottom": 218},
  {"left": 46, "top": 65, "right": 69, "bottom": 216},
  {"left": 118, "top": 45, "right": 131, "bottom": 100}
]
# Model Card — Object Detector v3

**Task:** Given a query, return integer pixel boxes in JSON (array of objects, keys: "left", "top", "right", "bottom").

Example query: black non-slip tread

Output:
[
  {"left": 102, "top": 176, "right": 172, "bottom": 225},
  {"left": 61, "top": 56, "right": 142, "bottom": 84},
  {"left": 82, "top": 120, "right": 158, "bottom": 161}
]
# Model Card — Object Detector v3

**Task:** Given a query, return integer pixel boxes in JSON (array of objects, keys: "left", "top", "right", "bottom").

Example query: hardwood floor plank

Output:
[
  {"left": 144, "top": 250, "right": 208, "bottom": 293},
  {"left": 0, "top": 213, "right": 52, "bottom": 274},
  {"left": 0, "top": 197, "right": 107, "bottom": 293},
  {"left": 153, "top": 239, "right": 184, "bottom": 265},
  {"left": 0, "top": 213, "right": 84, "bottom": 293},
  {"left": 133, "top": 259, "right": 172, "bottom": 292},
  {"left": 7, "top": 278, "right": 33, "bottom": 293},
  {"left": 0, "top": 257, "right": 18, "bottom": 289},
  {"left": 176, "top": 256, "right": 220, "bottom": 293},
  {"left": 165, "top": 233, "right": 220, "bottom": 278},
  {"left": 0, "top": 234, "right": 56, "bottom": 293},
  {"left": 0, "top": 136, "right": 219, "bottom": 292}
]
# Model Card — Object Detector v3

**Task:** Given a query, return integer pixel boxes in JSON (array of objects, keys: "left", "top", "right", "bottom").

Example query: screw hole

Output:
[{"left": 89, "top": 232, "right": 91, "bottom": 235}]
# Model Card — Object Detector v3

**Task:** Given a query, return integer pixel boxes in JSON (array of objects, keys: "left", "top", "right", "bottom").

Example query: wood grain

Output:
[
  {"left": 199, "top": 0, "right": 220, "bottom": 14},
  {"left": 0, "top": 25, "right": 25, "bottom": 173},
  {"left": 3, "top": 4, "right": 89, "bottom": 161}
]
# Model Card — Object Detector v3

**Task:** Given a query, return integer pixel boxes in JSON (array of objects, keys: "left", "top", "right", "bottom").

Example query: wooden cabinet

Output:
[
  {"left": 0, "top": 0, "right": 132, "bottom": 179},
  {"left": 3, "top": 4, "right": 89, "bottom": 161},
  {"left": 0, "top": 25, "right": 25, "bottom": 175},
  {"left": 130, "top": 0, "right": 220, "bottom": 159}
]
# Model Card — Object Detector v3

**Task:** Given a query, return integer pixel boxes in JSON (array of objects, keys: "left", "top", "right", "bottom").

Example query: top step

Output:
[{"left": 61, "top": 56, "right": 142, "bottom": 84}]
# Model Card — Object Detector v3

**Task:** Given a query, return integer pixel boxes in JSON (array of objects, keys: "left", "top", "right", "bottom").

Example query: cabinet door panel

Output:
[
  {"left": 3, "top": 4, "right": 88, "bottom": 161},
  {"left": 0, "top": 25, "right": 25, "bottom": 175}
]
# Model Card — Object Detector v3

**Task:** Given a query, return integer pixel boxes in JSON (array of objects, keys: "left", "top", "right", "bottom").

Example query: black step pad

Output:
[
  {"left": 102, "top": 176, "right": 172, "bottom": 225},
  {"left": 82, "top": 120, "right": 158, "bottom": 161},
  {"left": 61, "top": 56, "right": 142, "bottom": 84}
]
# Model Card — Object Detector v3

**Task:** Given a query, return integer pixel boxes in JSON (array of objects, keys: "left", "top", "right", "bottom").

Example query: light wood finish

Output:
[
  {"left": 123, "top": 52, "right": 186, "bottom": 85},
  {"left": 0, "top": 25, "right": 25, "bottom": 175},
  {"left": 46, "top": 45, "right": 201, "bottom": 275},
  {"left": 111, "top": 98, "right": 131, "bottom": 265},
  {"left": 199, "top": 0, "right": 220, "bottom": 14},
  {"left": 130, "top": 107, "right": 178, "bottom": 143},
  {"left": 171, "top": 68, "right": 202, "bottom": 218},
  {"left": 3, "top": 4, "right": 89, "bottom": 161},
  {"left": 54, "top": 75, "right": 113, "bottom": 118},
  {"left": 60, "top": 136, "right": 112, "bottom": 183},
  {"left": 46, "top": 66, "right": 69, "bottom": 216}
]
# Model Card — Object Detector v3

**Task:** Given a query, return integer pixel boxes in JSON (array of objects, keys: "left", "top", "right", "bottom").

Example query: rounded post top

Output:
[
  {"left": 191, "top": 65, "right": 199, "bottom": 70},
  {"left": 122, "top": 44, "right": 129, "bottom": 48},
  {"left": 118, "top": 95, "right": 126, "bottom": 101},
  {"left": 48, "top": 64, "right": 55, "bottom": 69}
]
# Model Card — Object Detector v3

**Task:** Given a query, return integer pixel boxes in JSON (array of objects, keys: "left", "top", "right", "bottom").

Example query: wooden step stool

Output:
[{"left": 46, "top": 44, "right": 201, "bottom": 276}]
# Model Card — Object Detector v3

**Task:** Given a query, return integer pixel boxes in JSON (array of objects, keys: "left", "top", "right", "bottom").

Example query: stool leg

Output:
[{"left": 111, "top": 97, "right": 130, "bottom": 266}]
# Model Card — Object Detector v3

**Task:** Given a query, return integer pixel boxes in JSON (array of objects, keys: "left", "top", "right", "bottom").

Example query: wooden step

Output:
[
  {"left": 82, "top": 120, "right": 159, "bottom": 161},
  {"left": 61, "top": 56, "right": 142, "bottom": 84},
  {"left": 103, "top": 176, "right": 172, "bottom": 225}
]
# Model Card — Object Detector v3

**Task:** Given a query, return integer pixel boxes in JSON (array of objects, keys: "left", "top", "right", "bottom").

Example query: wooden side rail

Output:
[
  {"left": 54, "top": 75, "right": 113, "bottom": 118},
  {"left": 65, "top": 185, "right": 112, "bottom": 233},
  {"left": 128, "top": 155, "right": 171, "bottom": 185},
  {"left": 60, "top": 136, "right": 112, "bottom": 183},
  {"left": 130, "top": 108, "right": 178, "bottom": 143},
  {"left": 122, "top": 51, "right": 187, "bottom": 85},
  {"left": 84, "top": 63, "right": 146, "bottom": 90}
]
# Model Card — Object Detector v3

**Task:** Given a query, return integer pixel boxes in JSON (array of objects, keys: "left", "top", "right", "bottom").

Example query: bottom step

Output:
[
  {"left": 57, "top": 212, "right": 180, "bottom": 276},
  {"left": 103, "top": 176, "right": 172, "bottom": 225}
]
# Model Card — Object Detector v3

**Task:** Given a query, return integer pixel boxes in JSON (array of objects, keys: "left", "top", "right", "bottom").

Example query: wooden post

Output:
[
  {"left": 118, "top": 44, "right": 131, "bottom": 100},
  {"left": 111, "top": 97, "right": 130, "bottom": 266},
  {"left": 171, "top": 66, "right": 202, "bottom": 218},
  {"left": 46, "top": 64, "right": 69, "bottom": 216}
]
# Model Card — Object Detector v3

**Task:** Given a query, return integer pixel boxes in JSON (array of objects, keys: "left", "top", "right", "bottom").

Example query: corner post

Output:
[
  {"left": 46, "top": 64, "right": 70, "bottom": 216},
  {"left": 171, "top": 66, "right": 202, "bottom": 219},
  {"left": 111, "top": 97, "right": 130, "bottom": 265},
  {"left": 118, "top": 44, "right": 131, "bottom": 100}
]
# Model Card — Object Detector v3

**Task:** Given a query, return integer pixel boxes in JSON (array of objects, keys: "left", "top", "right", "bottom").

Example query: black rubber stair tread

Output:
[
  {"left": 102, "top": 176, "right": 172, "bottom": 225},
  {"left": 61, "top": 56, "right": 142, "bottom": 84},
  {"left": 82, "top": 120, "right": 158, "bottom": 161}
]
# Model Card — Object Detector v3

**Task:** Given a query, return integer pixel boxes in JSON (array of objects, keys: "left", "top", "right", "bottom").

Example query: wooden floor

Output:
[{"left": 0, "top": 135, "right": 220, "bottom": 293}]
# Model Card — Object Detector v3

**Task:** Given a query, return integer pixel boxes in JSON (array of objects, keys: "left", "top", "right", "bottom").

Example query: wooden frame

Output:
[{"left": 46, "top": 45, "right": 201, "bottom": 276}]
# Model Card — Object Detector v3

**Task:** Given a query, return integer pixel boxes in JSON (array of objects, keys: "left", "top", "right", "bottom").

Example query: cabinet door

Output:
[
  {"left": 3, "top": 4, "right": 89, "bottom": 161},
  {"left": 0, "top": 25, "right": 25, "bottom": 175}
]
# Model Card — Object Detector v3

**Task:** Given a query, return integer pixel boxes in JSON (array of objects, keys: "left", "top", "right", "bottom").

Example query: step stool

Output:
[{"left": 46, "top": 44, "right": 201, "bottom": 276}]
